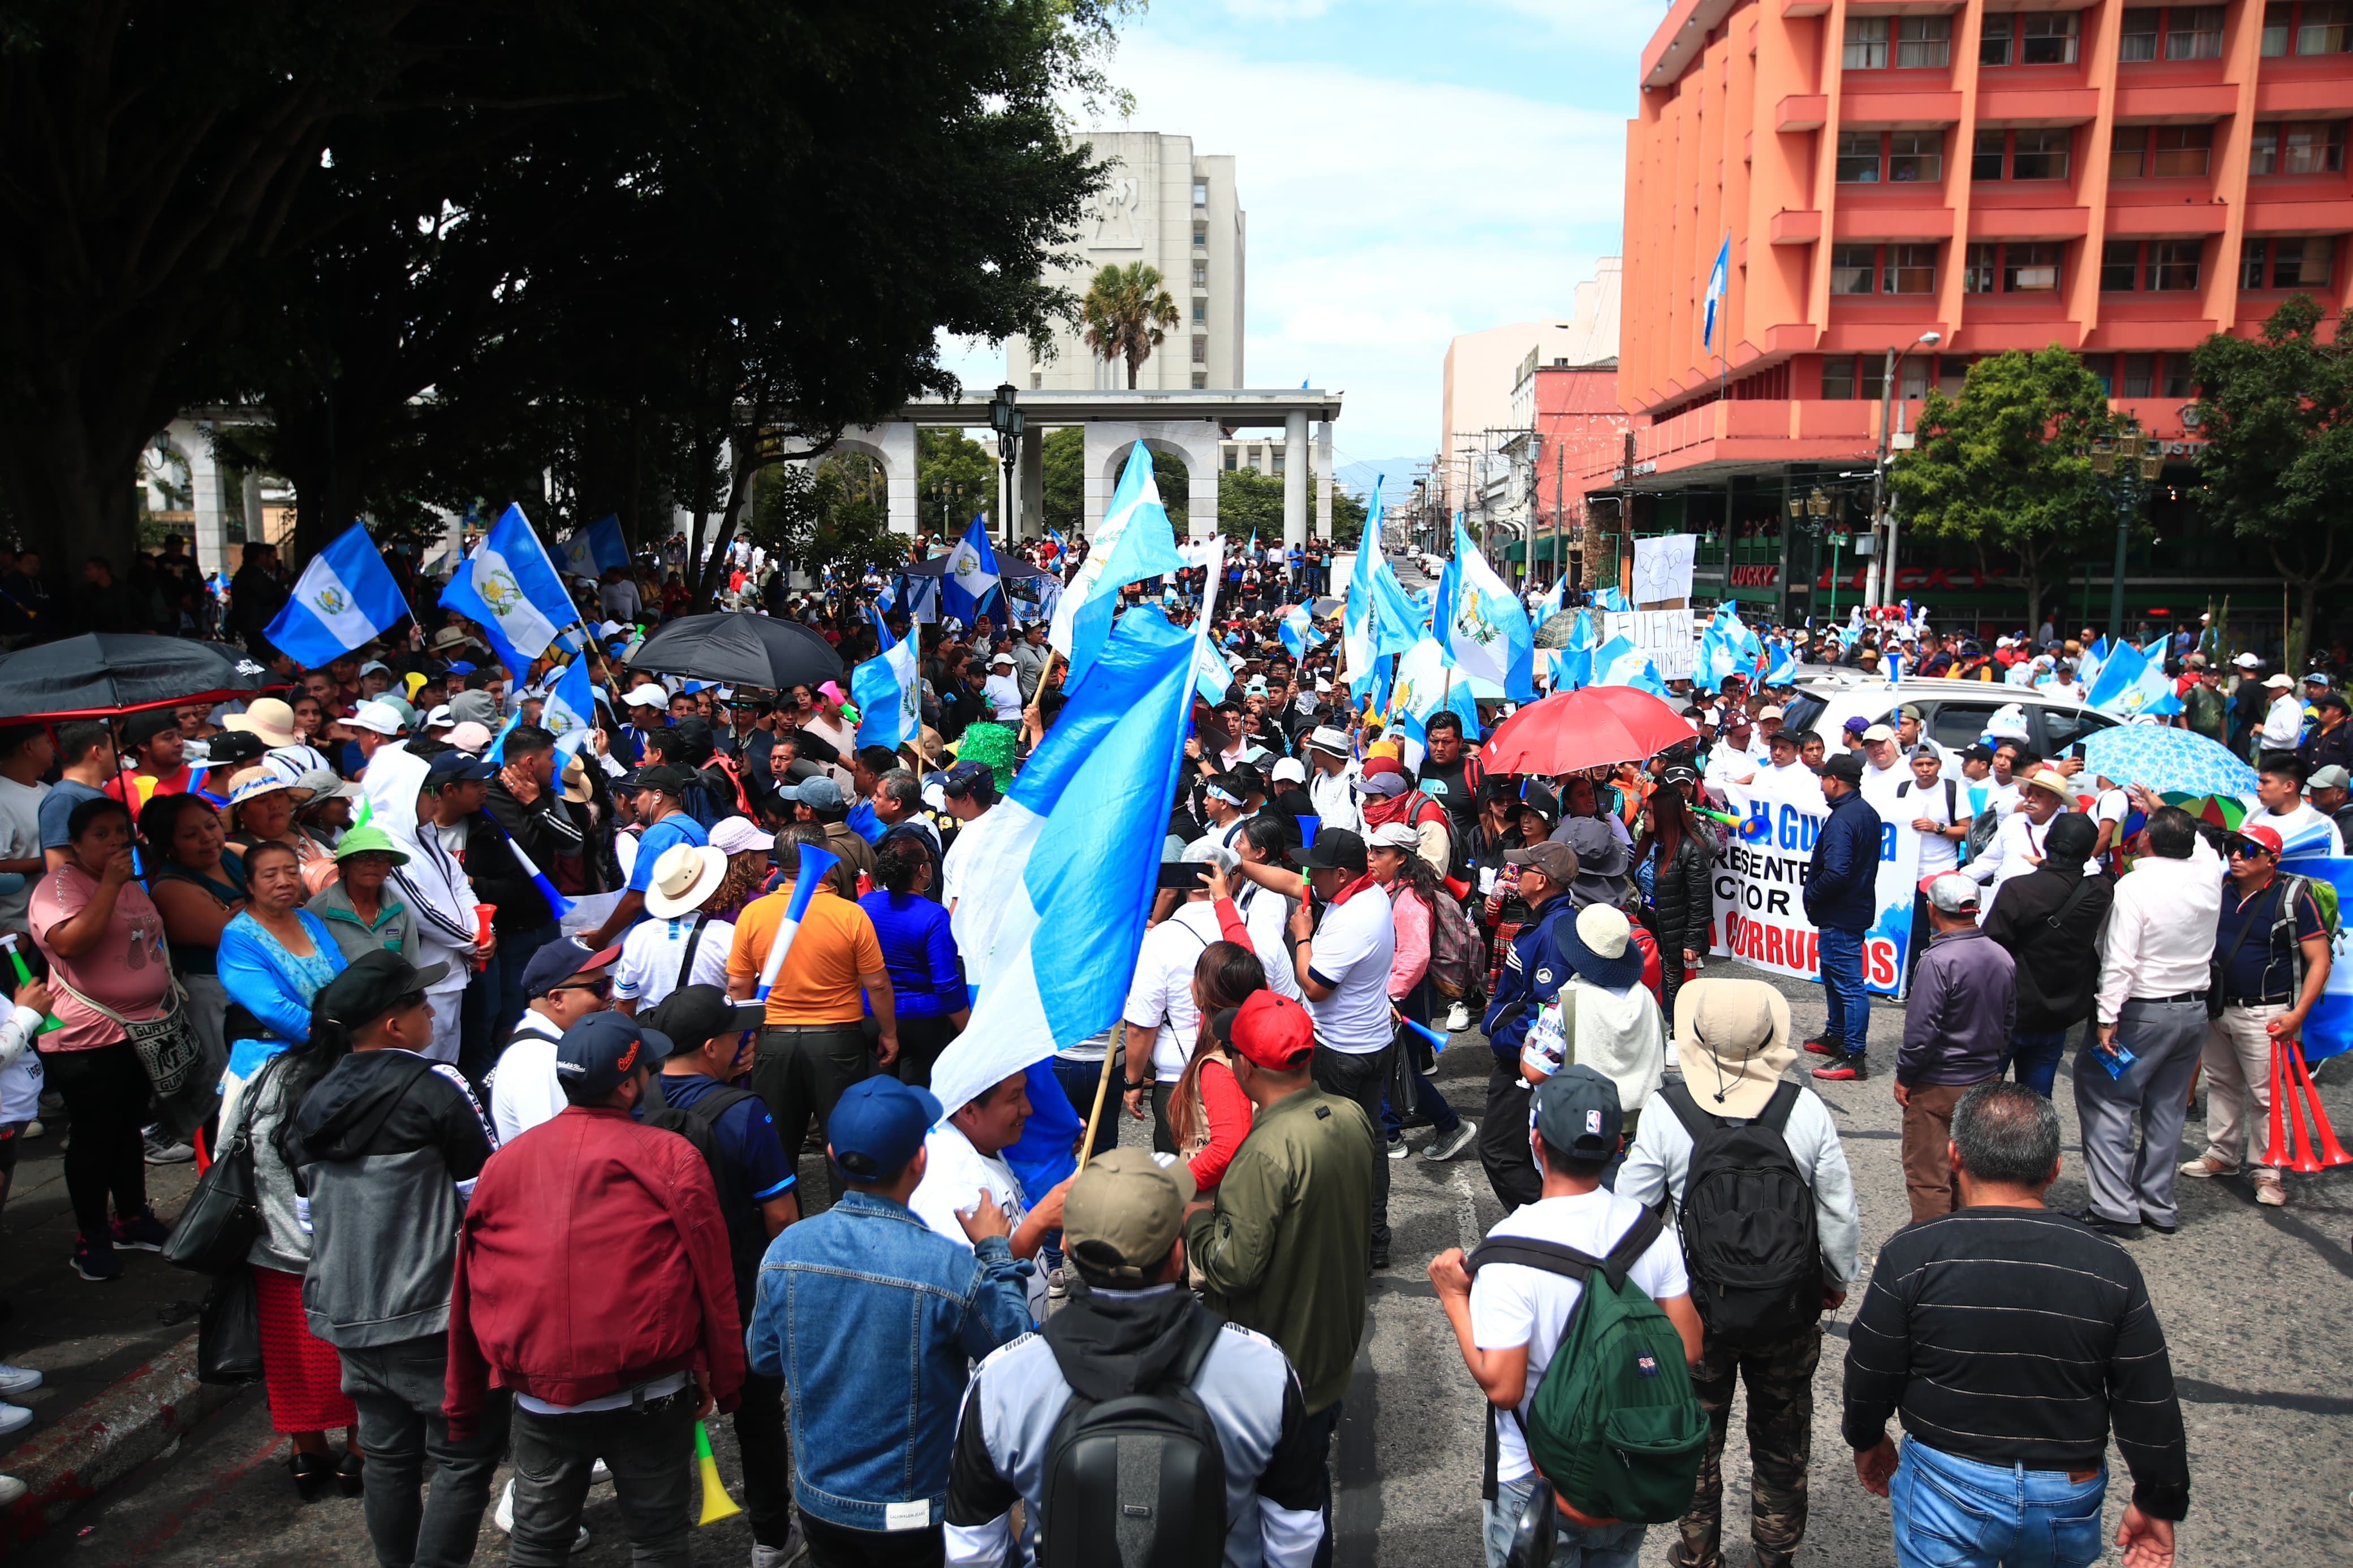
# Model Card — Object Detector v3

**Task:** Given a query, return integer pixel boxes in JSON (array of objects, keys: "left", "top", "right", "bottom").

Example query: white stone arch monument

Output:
[{"left": 1084, "top": 421, "right": 1223, "bottom": 539}]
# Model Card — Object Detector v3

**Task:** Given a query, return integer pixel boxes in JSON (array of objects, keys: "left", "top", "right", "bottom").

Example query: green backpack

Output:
[{"left": 1470, "top": 1207, "right": 1708, "bottom": 1525}]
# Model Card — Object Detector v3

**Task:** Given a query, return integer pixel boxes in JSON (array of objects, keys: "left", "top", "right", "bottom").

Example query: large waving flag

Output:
[
  {"left": 1592, "top": 585, "right": 1632, "bottom": 613},
  {"left": 929, "top": 602, "right": 1209, "bottom": 1117},
  {"left": 1389, "top": 636, "right": 1482, "bottom": 767},
  {"left": 2085, "top": 639, "right": 2183, "bottom": 719},
  {"left": 537, "top": 657, "right": 597, "bottom": 762},
  {"left": 439, "top": 504, "right": 580, "bottom": 676},
  {"left": 557, "top": 514, "right": 631, "bottom": 580},
  {"left": 1530, "top": 578, "right": 1566, "bottom": 630},
  {"left": 1342, "top": 481, "right": 1385, "bottom": 704},
  {"left": 266, "top": 522, "right": 411, "bottom": 667},
  {"left": 1762, "top": 636, "right": 1798, "bottom": 686},
  {"left": 1699, "top": 603, "right": 1765, "bottom": 688},
  {"left": 1592, "top": 633, "right": 1669, "bottom": 697},
  {"left": 852, "top": 616, "right": 921, "bottom": 751},
  {"left": 1702, "top": 232, "right": 1731, "bottom": 353},
  {"left": 1050, "top": 443, "right": 1188, "bottom": 692},
  {"left": 939, "top": 515, "right": 1002, "bottom": 627},
  {"left": 1441, "top": 516, "right": 1536, "bottom": 701}
]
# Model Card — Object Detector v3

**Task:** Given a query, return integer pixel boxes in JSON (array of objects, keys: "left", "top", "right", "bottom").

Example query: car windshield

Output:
[{"left": 1782, "top": 692, "right": 1828, "bottom": 735}]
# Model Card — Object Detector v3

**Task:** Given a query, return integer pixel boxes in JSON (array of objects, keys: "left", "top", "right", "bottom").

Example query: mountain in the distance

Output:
[{"left": 1332, "top": 457, "right": 1424, "bottom": 502}]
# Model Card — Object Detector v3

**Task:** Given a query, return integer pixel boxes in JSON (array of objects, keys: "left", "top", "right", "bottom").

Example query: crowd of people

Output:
[{"left": 8, "top": 517, "right": 2338, "bottom": 1568}]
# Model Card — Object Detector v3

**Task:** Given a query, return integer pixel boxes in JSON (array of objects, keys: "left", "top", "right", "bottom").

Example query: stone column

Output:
[
  {"left": 1315, "top": 420, "right": 1334, "bottom": 541},
  {"left": 182, "top": 419, "right": 231, "bottom": 578},
  {"left": 1020, "top": 425, "right": 1045, "bottom": 538},
  {"left": 1282, "top": 409, "right": 1308, "bottom": 548}
]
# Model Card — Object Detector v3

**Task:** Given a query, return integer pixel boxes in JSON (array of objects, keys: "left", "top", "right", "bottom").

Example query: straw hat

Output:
[
  {"left": 643, "top": 843, "right": 729, "bottom": 919},
  {"left": 225, "top": 697, "right": 300, "bottom": 750},
  {"left": 560, "top": 753, "right": 593, "bottom": 805},
  {"left": 2018, "top": 766, "right": 2074, "bottom": 802},
  {"left": 1671, "top": 978, "right": 1796, "bottom": 1121}
]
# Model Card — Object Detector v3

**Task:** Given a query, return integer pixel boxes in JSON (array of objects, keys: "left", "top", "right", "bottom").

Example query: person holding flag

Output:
[{"left": 938, "top": 515, "right": 1002, "bottom": 629}]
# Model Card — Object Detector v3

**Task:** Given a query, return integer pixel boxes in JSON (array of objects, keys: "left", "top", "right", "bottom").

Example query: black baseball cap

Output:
[
  {"left": 1531, "top": 1064, "right": 1623, "bottom": 1160},
  {"left": 631, "top": 763, "right": 695, "bottom": 796},
  {"left": 1296, "top": 826, "right": 1368, "bottom": 874},
  {"left": 553, "top": 1012, "right": 672, "bottom": 1098},
  {"left": 641, "top": 984, "right": 766, "bottom": 1054},
  {"left": 312, "top": 949, "right": 450, "bottom": 1036},
  {"left": 1813, "top": 753, "right": 1865, "bottom": 783},
  {"left": 124, "top": 709, "right": 182, "bottom": 749}
]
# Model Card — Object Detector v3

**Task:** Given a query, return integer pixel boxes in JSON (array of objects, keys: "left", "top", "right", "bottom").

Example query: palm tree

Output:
[{"left": 1079, "top": 262, "right": 1180, "bottom": 389}]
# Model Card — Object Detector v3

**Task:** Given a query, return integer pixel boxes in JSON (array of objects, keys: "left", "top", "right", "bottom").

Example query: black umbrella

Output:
[
  {"left": 624, "top": 612, "right": 844, "bottom": 692},
  {"left": 0, "top": 635, "right": 275, "bottom": 722}
]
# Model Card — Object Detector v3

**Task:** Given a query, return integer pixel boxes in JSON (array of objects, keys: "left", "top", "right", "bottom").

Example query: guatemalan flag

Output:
[
  {"left": 2085, "top": 639, "right": 2184, "bottom": 719},
  {"left": 537, "top": 656, "right": 598, "bottom": 762},
  {"left": 557, "top": 514, "right": 631, "bottom": 580},
  {"left": 1438, "top": 515, "right": 1536, "bottom": 701},
  {"left": 939, "top": 515, "right": 1001, "bottom": 627},
  {"left": 851, "top": 616, "right": 921, "bottom": 751},
  {"left": 928, "top": 600, "right": 1210, "bottom": 1120},
  {"left": 1702, "top": 232, "right": 1731, "bottom": 353},
  {"left": 1389, "top": 636, "right": 1481, "bottom": 769},
  {"left": 1592, "top": 633, "right": 1669, "bottom": 697},
  {"left": 1049, "top": 443, "right": 1187, "bottom": 694},
  {"left": 265, "top": 522, "right": 411, "bottom": 667},
  {"left": 439, "top": 504, "right": 580, "bottom": 677},
  {"left": 1279, "top": 602, "right": 1321, "bottom": 661},
  {"left": 1529, "top": 578, "right": 1566, "bottom": 630}
]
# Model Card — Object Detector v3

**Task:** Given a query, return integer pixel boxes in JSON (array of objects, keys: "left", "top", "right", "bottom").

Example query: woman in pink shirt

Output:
[{"left": 29, "top": 794, "right": 175, "bottom": 1280}]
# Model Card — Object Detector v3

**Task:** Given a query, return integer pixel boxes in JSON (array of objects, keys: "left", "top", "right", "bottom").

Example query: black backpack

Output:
[
  {"left": 1657, "top": 1080, "right": 1821, "bottom": 1345},
  {"left": 638, "top": 1075, "right": 767, "bottom": 1308},
  {"left": 1037, "top": 1305, "right": 1229, "bottom": 1568}
]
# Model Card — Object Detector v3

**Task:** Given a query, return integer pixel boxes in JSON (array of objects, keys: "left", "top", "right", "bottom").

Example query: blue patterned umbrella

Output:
[{"left": 2081, "top": 723, "right": 2257, "bottom": 798}]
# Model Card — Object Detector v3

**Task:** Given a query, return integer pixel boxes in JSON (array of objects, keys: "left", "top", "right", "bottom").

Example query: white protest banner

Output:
[
  {"left": 1632, "top": 533, "right": 1696, "bottom": 605},
  {"left": 1709, "top": 768, "right": 1920, "bottom": 996},
  {"left": 1603, "top": 608, "right": 1696, "bottom": 683}
]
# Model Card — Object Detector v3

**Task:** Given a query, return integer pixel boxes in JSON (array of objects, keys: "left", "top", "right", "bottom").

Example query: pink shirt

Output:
[
  {"left": 29, "top": 865, "right": 173, "bottom": 1051},
  {"left": 1388, "top": 884, "right": 1432, "bottom": 1000}
]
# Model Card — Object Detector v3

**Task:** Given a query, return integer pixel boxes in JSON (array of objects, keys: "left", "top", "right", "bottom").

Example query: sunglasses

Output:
[
  {"left": 552, "top": 976, "right": 614, "bottom": 1000},
  {"left": 2226, "top": 842, "right": 2274, "bottom": 859}
]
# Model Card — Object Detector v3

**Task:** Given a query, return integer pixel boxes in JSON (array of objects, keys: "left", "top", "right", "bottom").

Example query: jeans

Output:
[
  {"left": 1311, "top": 1043, "right": 1393, "bottom": 1252},
  {"left": 1818, "top": 925, "right": 1869, "bottom": 1057},
  {"left": 40, "top": 1038, "right": 150, "bottom": 1239},
  {"left": 507, "top": 1388, "right": 696, "bottom": 1567},
  {"left": 1483, "top": 1473, "right": 1647, "bottom": 1568},
  {"left": 1302, "top": 1398, "right": 1343, "bottom": 1568},
  {"left": 1050, "top": 1056, "right": 1119, "bottom": 1160},
  {"left": 752, "top": 1023, "right": 874, "bottom": 1203},
  {"left": 1382, "top": 1062, "right": 1463, "bottom": 1139},
  {"left": 2005, "top": 1028, "right": 2070, "bottom": 1098},
  {"left": 1888, "top": 1436, "right": 2107, "bottom": 1568},
  {"left": 337, "top": 1335, "right": 509, "bottom": 1568}
]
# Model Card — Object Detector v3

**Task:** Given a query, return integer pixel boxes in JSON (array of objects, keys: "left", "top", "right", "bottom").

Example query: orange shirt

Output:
[{"left": 727, "top": 883, "right": 885, "bottom": 1026}]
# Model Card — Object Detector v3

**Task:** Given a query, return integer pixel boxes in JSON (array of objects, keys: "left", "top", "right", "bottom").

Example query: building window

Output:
[
  {"left": 1191, "top": 336, "right": 1207, "bottom": 363},
  {"left": 2151, "top": 124, "right": 2213, "bottom": 175},
  {"left": 1272, "top": 452, "right": 1286, "bottom": 476},
  {"left": 1830, "top": 245, "right": 1877, "bottom": 293},
  {"left": 2264, "top": 1, "right": 2293, "bottom": 53},
  {"left": 1899, "top": 356, "right": 1930, "bottom": 399},
  {"left": 1938, "top": 355, "right": 1971, "bottom": 395},
  {"left": 1030, "top": 371, "right": 1042, "bottom": 389},
  {"left": 1843, "top": 15, "right": 1889, "bottom": 68},
  {"left": 2023, "top": 12, "right": 2082, "bottom": 63},
  {"left": 1884, "top": 244, "right": 1938, "bottom": 293},
  {"left": 2111, "top": 126, "right": 2150, "bottom": 178},
  {"left": 2121, "top": 8, "right": 2161, "bottom": 60},
  {"left": 1191, "top": 372, "right": 1208, "bottom": 389},
  {"left": 1963, "top": 241, "right": 1999, "bottom": 292},
  {"left": 2005, "top": 243, "right": 2062, "bottom": 292},
  {"left": 2101, "top": 239, "right": 2142, "bottom": 290},
  {"left": 2148, "top": 239, "right": 2201, "bottom": 290},
  {"left": 1973, "top": 129, "right": 2007, "bottom": 181},
  {"left": 2167, "top": 6, "right": 2224, "bottom": 57},
  {"left": 1858, "top": 355, "right": 1887, "bottom": 400},
  {"left": 1836, "top": 131, "right": 1882, "bottom": 182},
  {"left": 1981, "top": 14, "right": 2014, "bottom": 64},
  {"left": 2300, "top": 1, "right": 2352, "bottom": 51},
  {"left": 1897, "top": 15, "right": 1952, "bottom": 67},
  {"left": 1192, "top": 221, "right": 1208, "bottom": 249},
  {"left": 1225, "top": 450, "right": 1239, "bottom": 471},
  {"left": 2241, "top": 235, "right": 2271, "bottom": 287},
  {"left": 2011, "top": 128, "right": 2070, "bottom": 180},
  {"left": 2089, "top": 356, "right": 2114, "bottom": 395},
  {"left": 1889, "top": 131, "right": 1942, "bottom": 182},
  {"left": 1192, "top": 262, "right": 1207, "bottom": 286},
  {"left": 1192, "top": 179, "right": 1208, "bottom": 207},
  {"left": 1822, "top": 356, "right": 1857, "bottom": 398},
  {"left": 2162, "top": 353, "right": 2193, "bottom": 397},
  {"left": 1192, "top": 298, "right": 1206, "bottom": 323},
  {"left": 2121, "top": 353, "right": 2157, "bottom": 397},
  {"left": 2245, "top": 235, "right": 2339, "bottom": 287},
  {"left": 2278, "top": 120, "right": 2349, "bottom": 174}
]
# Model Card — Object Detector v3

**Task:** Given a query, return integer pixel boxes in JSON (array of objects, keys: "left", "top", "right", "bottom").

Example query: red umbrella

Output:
[{"left": 1479, "top": 686, "right": 1691, "bottom": 776}]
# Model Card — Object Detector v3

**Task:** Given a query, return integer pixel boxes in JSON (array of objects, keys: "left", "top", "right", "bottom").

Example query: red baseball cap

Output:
[
  {"left": 2229, "top": 824, "right": 2284, "bottom": 857},
  {"left": 1230, "top": 991, "right": 1316, "bottom": 1070}
]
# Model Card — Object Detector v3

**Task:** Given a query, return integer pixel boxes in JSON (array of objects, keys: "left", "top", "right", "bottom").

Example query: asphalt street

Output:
[{"left": 17, "top": 968, "right": 2353, "bottom": 1567}]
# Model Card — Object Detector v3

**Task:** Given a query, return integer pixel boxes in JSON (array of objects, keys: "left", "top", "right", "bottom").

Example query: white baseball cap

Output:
[
  {"left": 346, "top": 699, "right": 408, "bottom": 736},
  {"left": 1270, "top": 757, "right": 1307, "bottom": 784},
  {"left": 623, "top": 683, "right": 670, "bottom": 708},
  {"left": 2235, "top": 652, "right": 2263, "bottom": 668}
]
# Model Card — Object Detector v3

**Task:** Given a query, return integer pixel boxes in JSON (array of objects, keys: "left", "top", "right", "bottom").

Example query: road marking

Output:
[{"left": 1449, "top": 1163, "right": 1482, "bottom": 1251}]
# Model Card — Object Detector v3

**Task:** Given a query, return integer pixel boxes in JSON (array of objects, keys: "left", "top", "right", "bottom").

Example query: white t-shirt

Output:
[
  {"left": 984, "top": 673, "right": 1023, "bottom": 722},
  {"left": 486, "top": 1014, "right": 567, "bottom": 1146},
  {"left": 1123, "top": 902, "right": 1225, "bottom": 1082},
  {"left": 1895, "top": 775, "right": 1962, "bottom": 877},
  {"left": 0, "top": 1003, "right": 45, "bottom": 1124},
  {"left": 1469, "top": 1189, "right": 1690, "bottom": 1486},
  {"left": 1235, "top": 885, "right": 1303, "bottom": 1001},
  {"left": 612, "top": 913, "right": 736, "bottom": 1010},
  {"left": 908, "top": 1122, "right": 1045, "bottom": 1320},
  {"left": 1859, "top": 759, "right": 1909, "bottom": 817},
  {"left": 1304, "top": 884, "right": 1395, "bottom": 1055},
  {"left": 0, "top": 775, "right": 48, "bottom": 934}
]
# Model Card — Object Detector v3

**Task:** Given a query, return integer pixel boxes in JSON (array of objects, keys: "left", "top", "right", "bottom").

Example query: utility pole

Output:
[
  {"left": 1619, "top": 429, "right": 1637, "bottom": 601},
  {"left": 1867, "top": 344, "right": 1896, "bottom": 610},
  {"left": 1553, "top": 443, "right": 1564, "bottom": 589}
]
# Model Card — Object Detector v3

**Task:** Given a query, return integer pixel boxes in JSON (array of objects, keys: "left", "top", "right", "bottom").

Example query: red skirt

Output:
[{"left": 253, "top": 1265, "right": 357, "bottom": 1434}]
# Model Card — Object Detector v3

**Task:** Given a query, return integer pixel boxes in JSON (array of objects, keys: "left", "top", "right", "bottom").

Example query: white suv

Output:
[{"left": 1781, "top": 676, "right": 2119, "bottom": 758}]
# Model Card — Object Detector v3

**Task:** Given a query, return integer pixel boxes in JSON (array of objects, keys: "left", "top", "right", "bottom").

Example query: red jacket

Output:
[{"left": 444, "top": 1105, "right": 744, "bottom": 1434}]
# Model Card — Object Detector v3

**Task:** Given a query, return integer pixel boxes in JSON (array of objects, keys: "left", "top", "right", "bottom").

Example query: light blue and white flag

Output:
[
  {"left": 439, "top": 504, "right": 580, "bottom": 676},
  {"left": 752, "top": 842, "right": 846, "bottom": 1001},
  {"left": 1529, "top": 578, "right": 1566, "bottom": 630},
  {"left": 1592, "top": 633, "right": 1669, "bottom": 697},
  {"left": 899, "top": 572, "right": 941, "bottom": 624},
  {"left": 1196, "top": 638, "right": 1235, "bottom": 704},
  {"left": 536, "top": 656, "right": 597, "bottom": 762},
  {"left": 1698, "top": 603, "right": 1765, "bottom": 688},
  {"left": 557, "top": 514, "right": 631, "bottom": 580},
  {"left": 1591, "top": 585, "right": 1632, "bottom": 613},
  {"left": 1702, "top": 232, "right": 1731, "bottom": 353},
  {"left": 1389, "top": 636, "right": 1481, "bottom": 767},
  {"left": 265, "top": 522, "right": 411, "bottom": 668},
  {"left": 1441, "top": 516, "right": 1536, "bottom": 701},
  {"left": 1279, "top": 603, "right": 1323, "bottom": 662},
  {"left": 1050, "top": 443, "right": 1188, "bottom": 693},
  {"left": 2085, "top": 639, "right": 2183, "bottom": 719},
  {"left": 928, "top": 601, "right": 1209, "bottom": 1116},
  {"left": 2278, "top": 850, "right": 2353, "bottom": 1061},
  {"left": 939, "top": 515, "right": 1002, "bottom": 627},
  {"left": 2077, "top": 634, "right": 2110, "bottom": 693},
  {"left": 851, "top": 616, "right": 921, "bottom": 752},
  {"left": 1762, "top": 636, "right": 1799, "bottom": 686},
  {"left": 1342, "top": 482, "right": 1385, "bottom": 704}
]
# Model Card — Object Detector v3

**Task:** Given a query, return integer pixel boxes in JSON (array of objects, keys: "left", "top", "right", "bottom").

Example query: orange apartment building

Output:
[{"left": 1590, "top": 0, "right": 2353, "bottom": 630}]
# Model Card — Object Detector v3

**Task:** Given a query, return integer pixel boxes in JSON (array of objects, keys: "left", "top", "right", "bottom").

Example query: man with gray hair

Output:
[
  {"left": 1844, "top": 1082, "right": 2187, "bottom": 1568},
  {"left": 869, "top": 767, "right": 941, "bottom": 899}
]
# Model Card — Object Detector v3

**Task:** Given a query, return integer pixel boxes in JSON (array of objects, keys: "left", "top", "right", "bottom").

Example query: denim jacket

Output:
[{"left": 747, "top": 1189, "right": 1031, "bottom": 1531}]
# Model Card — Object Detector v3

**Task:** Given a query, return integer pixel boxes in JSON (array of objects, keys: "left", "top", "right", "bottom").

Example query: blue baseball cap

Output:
[
  {"left": 425, "top": 749, "right": 496, "bottom": 784},
  {"left": 553, "top": 1012, "right": 672, "bottom": 1098},
  {"left": 827, "top": 1077, "right": 941, "bottom": 1181}
]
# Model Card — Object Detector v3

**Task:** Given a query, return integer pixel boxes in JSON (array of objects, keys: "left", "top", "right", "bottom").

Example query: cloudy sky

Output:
[{"left": 938, "top": 0, "right": 1660, "bottom": 481}]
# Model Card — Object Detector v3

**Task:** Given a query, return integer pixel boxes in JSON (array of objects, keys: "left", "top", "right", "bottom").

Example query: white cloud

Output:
[{"left": 1221, "top": 0, "right": 1335, "bottom": 19}]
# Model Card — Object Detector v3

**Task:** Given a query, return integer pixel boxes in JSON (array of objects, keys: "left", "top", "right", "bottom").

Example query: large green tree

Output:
[
  {"left": 1886, "top": 345, "right": 2119, "bottom": 629},
  {"left": 1040, "top": 427, "right": 1187, "bottom": 532},
  {"left": 916, "top": 429, "right": 998, "bottom": 537},
  {"left": 2187, "top": 296, "right": 2353, "bottom": 669}
]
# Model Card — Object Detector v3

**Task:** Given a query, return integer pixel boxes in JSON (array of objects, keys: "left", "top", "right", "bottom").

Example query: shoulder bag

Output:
[{"left": 163, "top": 1051, "right": 285, "bottom": 1273}]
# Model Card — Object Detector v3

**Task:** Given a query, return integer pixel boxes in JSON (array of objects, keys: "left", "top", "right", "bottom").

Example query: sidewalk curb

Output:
[{"left": 1, "top": 1328, "right": 238, "bottom": 1559}]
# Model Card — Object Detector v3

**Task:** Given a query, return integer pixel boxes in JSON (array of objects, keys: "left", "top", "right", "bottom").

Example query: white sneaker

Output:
[
  {"left": 1444, "top": 1001, "right": 1471, "bottom": 1033},
  {"left": 752, "top": 1519, "right": 808, "bottom": 1567},
  {"left": 0, "top": 1474, "right": 26, "bottom": 1507},
  {"left": 141, "top": 1125, "right": 195, "bottom": 1165},
  {"left": 1423, "top": 1120, "right": 1478, "bottom": 1163},
  {"left": 1385, "top": 1135, "right": 1410, "bottom": 1161},
  {"left": 20, "top": 1118, "right": 39, "bottom": 1138},
  {"left": 0, "top": 1403, "right": 31, "bottom": 1440},
  {"left": 0, "top": 1363, "right": 41, "bottom": 1398},
  {"left": 494, "top": 1479, "right": 593, "bottom": 1552}
]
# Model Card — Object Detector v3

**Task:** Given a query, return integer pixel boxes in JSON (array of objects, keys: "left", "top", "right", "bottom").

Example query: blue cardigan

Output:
[{"left": 218, "top": 909, "right": 348, "bottom": 1046}]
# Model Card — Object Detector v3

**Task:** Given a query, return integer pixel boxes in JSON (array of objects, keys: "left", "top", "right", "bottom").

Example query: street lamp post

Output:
[
  {"left": 988, "top": 383, "right": 1025, "bottom": 549},
  {"left": 2091, "top": 421, "right": 2163, "bottom": 641},
  {"left": 1867, "top": 330, "right": 1941, "bottom": 607}
]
